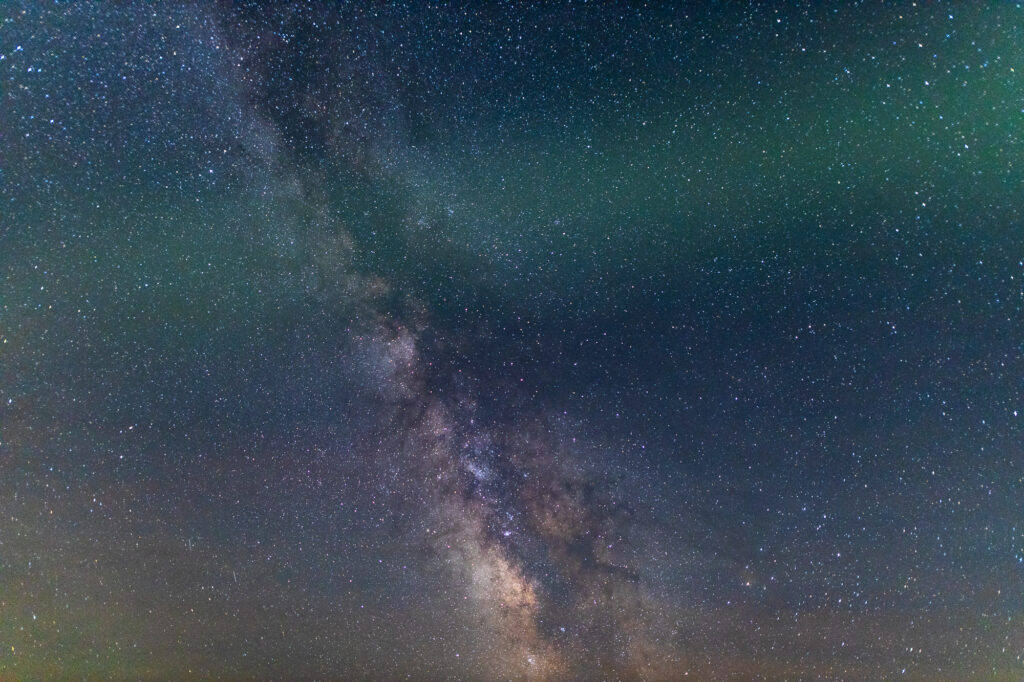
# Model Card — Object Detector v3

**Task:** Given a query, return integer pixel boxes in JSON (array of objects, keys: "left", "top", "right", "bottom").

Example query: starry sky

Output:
[{"left": 2, "top": 2, "right": 1023, "bottom": 680}]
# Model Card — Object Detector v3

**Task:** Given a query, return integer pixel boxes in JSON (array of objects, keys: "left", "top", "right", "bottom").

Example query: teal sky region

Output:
[{"left": 2, "top": 2, "right": 1024, "bottom": 680}]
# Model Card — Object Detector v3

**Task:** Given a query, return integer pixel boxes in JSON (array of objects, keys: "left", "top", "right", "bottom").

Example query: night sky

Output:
[{"left": 2, "top": 2, "right": 1023, "bottom": 680}]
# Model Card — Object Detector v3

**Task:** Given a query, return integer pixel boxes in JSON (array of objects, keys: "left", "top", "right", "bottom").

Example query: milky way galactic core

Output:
[{"left": 2, "top": 3, "right": 1023, "bottom": 680}]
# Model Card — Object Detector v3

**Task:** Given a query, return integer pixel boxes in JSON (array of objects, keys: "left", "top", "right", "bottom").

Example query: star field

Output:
[{"left": 2, "top": 2, "right": 1023, "bottom": 680}]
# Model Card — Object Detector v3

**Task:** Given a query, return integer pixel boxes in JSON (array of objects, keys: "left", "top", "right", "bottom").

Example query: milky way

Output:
[{"left": 3, "top": 3, "right": 1023, "bottom": 680}]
